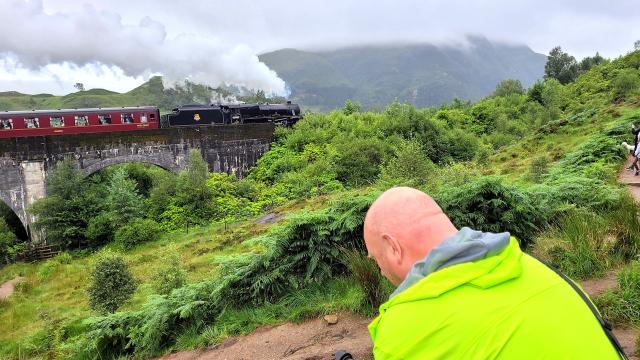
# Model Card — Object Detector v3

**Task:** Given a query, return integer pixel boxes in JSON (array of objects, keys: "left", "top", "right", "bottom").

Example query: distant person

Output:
[
  {"left": 627, "top": 123, "right": 640, "bottom": 174},
  {"left": 363, "top": 187, "right": 625, "bottom": 359}
]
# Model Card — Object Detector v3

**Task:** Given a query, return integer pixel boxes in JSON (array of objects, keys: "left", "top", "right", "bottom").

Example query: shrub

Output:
[
  {"left": 611, "top": 69, "right": 640, "bottom": 101},
  {"left": 115, "top": 219, "right": 162, "bottom": 249},
  {"left": 378, "top": 140, "right": 437, "bottom": 187},
  {"left": 54, "top": 252, "right": 73, "bottom": 265},
  {"left": 37, "top": 260, "right": 59, "bottom": 280},
  {"left": 87, "top": 252, "right": 137, "bottom": 313},
  {"left": 528, "top": 156, "right": 549, "bottom": 183},
  {"left": 435, "top": 176, "right": 548, "bottom": 248},
  {"left": 85, "top": 212, "right": 115, "bottom": 248},
  {"left": 530, "top": 176, "right": 623, "bottom": 214},
  {"left": 151, "top": 251, "right": 186, "bottom": 295}
]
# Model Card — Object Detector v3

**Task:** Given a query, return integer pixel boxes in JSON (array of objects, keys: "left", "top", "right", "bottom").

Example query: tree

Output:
[
  {"left": 87, "top": 252, "right": 137, "bottom": 313},
  {"left": 74, "top": 83, "right": 85, "bottom": 92},
  {"left": 379, "top": 140, "right": 437, "bottom": 187},
  {"left": 0, "top": 218, "right": 22, "bottom": 265},
  {"left": 343, "top": 99, "right": 361, "bottom": 115},
  {"left": 255, "top": 89, "right": 268, "bottom": 103},
  {"left": 174, "top": 150, "right": 213, "bottom": 223},
  {"left": 30, "top": 157, "right": 101, "bottom": 248},
  {"left": 635, "top": 40, "right": 640, "bottom": 51},
  {"left": 106, "top": 168, "right": 144, "bottom": 225},
  {"left": 151, "top": 250, "right": 186, "bottom": 295},
  {"left": 579, "top": 53, "right": 607, "bottom": 73},
  {"left": 544, "top": 46, "right": 579, "bottom": 84},
  {"left": 492, "top": 79, "right": 524, "bottom": 97},
  {"left": 612, "top": 69, "right": 640, "bottom": 101}
]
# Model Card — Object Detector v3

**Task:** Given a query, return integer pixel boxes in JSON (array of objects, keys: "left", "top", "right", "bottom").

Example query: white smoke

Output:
[{"left": 0, "top": 0, "right": 287, "bottom": 95}]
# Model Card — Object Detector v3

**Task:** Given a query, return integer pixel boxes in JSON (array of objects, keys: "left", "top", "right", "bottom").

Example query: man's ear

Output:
[{"left": 382, "top": 233, "right": 402, "bottom": 265}]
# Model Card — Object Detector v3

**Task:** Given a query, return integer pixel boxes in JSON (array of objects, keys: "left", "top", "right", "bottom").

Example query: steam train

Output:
[{"left": 0, "top": 102, "right": 302, "bottom": 139}]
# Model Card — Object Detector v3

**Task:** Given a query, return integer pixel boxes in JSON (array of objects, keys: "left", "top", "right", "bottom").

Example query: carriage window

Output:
[
  {"left": 149, "top": 113, "right": 155, "bottom": 120},
  {"left": 50, "top": 116, "right": 64, "bottom": 127},
  {"left": 121, "top": 113, "right": 134, "bottom": 124},
  {"left": 140, "top": 114, "right": 147, "bottom": 123},
  {"left": 98, "top": 114, "right": 112, "bottom": 125},
  {"left": 0, "top": 119, "right": 12, "bottom": 129},
  {"left": 25, "top": 117, "right": 39, "bottom": 128},
  {"left": 75, "top": 115, "right": 89, "bottom": 126}
]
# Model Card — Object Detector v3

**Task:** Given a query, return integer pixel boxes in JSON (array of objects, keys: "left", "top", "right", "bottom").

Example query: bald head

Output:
[{"left": 364, "top": 187, "right": 457, "bottom": 285}]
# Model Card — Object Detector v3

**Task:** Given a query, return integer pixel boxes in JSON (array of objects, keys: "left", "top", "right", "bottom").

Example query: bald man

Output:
[{"left": 364, "top": 187, "right": 623, "bottom": 360}]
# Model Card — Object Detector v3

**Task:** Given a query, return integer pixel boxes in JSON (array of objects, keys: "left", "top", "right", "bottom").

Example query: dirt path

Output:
[
  {"left": 620, "top": 156, "right": 640, "bottom": 200},
  {"left": 0, "top": 276, "right": 24, "bottom": 300},
  {"left": 157, "top": 313, "right": 373, "bottom": 360},
  {"left": 582, "top": 156, "right": 640, "bottom": 360}
]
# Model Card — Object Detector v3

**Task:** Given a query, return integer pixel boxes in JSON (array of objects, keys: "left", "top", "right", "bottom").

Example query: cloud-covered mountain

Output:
[{"left": 260, "top": 36, "right": 546, "bottom": 109}]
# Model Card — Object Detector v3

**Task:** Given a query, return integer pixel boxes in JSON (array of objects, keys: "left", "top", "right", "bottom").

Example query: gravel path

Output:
[{"left": 0, "top": 276, "right": 25, "bottom": 300}]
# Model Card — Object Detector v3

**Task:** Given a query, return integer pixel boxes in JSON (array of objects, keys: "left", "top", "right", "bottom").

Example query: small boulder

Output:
[{"left": 324, "top": 314, "right": 338, "bottom": 325}]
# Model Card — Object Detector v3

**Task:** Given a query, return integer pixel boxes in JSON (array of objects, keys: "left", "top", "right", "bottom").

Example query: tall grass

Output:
[
  {"left": 342, "top": 249, "right": 393, "bottom": 313},
  {"left": 595, "top": 261, "right": 640, "bottom": 325},
  {"left": 532, "top": 209, "right": 610, "bottom": 280}
]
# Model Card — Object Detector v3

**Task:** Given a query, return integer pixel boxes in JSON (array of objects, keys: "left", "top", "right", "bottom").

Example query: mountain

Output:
[{"left": 259, "top": 36, "right": 547, "bottom": 110}]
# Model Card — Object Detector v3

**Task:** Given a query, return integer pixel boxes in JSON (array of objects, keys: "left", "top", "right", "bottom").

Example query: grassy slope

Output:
[
  {"left": 0, "top": 77, "right": 164, "bottom": 112},
  {"left": 485, "top": 106, "right": 638, "bottom": 182},
  {"left": 0, "top": 193, "right": 336, "bottom": 357}
]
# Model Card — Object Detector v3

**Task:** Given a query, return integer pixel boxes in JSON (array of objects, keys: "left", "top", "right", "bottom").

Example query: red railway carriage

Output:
[{"left": 0, "top": 106, "right": 160, "bottom": 138}]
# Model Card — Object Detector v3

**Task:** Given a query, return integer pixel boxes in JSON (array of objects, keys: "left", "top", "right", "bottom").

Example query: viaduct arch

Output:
[{"left": 0, "top": 123, "right": 275, "bottom": 241}]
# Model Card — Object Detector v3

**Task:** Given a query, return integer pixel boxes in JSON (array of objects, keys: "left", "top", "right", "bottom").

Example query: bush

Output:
[
  {"left": 115, "top": 219, "right": 162, "bottom": 249},
  {"left": 87, "top": 252, "right": 137, "bottom": 313},
  {"left": 54, "top": 252, "right": 73, "bottom": 265},
  {"left": 151, "top": 251, "right": 186, "bottom": 295},
  {"left": 378, "top": 140, "right": 437, "bottom": 187},
  {"left": 435, "top": 176, "right": 548, "bottom": 248},
  {"left": 528, "top": 156, "right": 549, "bottom": 183},
  {"left": 85, "top": 212, "right": 114, "bottom": 248}
]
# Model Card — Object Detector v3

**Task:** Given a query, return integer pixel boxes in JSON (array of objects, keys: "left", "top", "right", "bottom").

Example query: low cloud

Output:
[{"left": 0, "top": 0, "right": 287, "bottom": 95}]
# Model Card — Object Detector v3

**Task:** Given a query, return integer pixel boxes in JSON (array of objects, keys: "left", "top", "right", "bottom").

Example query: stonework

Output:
[{"left": 0, "top": 123, "right": 275, "bottom": 242}]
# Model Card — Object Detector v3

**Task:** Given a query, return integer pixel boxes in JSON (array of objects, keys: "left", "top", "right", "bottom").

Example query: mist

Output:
[{"left": 0, "top": 0, "right": 287, "bottom": 95}]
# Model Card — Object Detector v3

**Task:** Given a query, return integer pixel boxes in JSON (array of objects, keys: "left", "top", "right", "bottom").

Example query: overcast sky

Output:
[{"left": 1, "top": 0, "right": 638, "bottom": 95}]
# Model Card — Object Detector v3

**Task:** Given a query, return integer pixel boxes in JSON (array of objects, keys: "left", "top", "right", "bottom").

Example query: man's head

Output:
[{"left": 363, "top": 187, "right": 457, "bottom": 286}]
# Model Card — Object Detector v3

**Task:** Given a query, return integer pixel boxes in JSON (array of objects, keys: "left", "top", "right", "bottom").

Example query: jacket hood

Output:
[{"left": 381, "top": 233, "right": 522, "bottom": 311}]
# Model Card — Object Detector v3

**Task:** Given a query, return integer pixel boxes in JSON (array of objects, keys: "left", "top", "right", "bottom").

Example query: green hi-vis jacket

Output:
[{"left": 368, "top": 237, "right": 621, "bottom": 359}]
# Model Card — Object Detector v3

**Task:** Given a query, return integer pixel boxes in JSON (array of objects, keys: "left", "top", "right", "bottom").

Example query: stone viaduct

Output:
[{"left": 0, "top": 123, "right": 275, "bottom": 241}]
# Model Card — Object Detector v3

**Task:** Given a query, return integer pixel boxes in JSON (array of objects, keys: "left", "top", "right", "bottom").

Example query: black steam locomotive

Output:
[{"left": 161, "top": 101, "right": 302, "bottom": 128}]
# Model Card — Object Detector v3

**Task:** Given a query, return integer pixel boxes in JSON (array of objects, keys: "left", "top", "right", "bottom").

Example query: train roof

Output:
[{"left": 0, "top": 106, "right": 158, "bottom": 116}]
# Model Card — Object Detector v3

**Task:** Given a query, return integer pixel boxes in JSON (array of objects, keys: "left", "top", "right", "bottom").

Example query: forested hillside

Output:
[
  {"left": 0, "top": 48, "right": 639, "bottom": 359},
  {"left": 259, "top": 36, "right": 546, "bottom": 109}
]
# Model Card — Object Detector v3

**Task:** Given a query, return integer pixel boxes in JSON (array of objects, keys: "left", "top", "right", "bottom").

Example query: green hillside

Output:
[
  {"left": 0, "top": 77, "right": 165, "bottom": 112},
  {"left": 0, "top": 48, "right": 639, "bottom": 359},
  {"left": 260, "top": 36, "right": 547, "bottom": 110}
]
